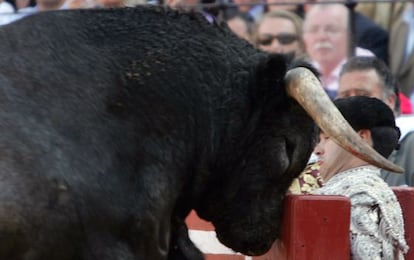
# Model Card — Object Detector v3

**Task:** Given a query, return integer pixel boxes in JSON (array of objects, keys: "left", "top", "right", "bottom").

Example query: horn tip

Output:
[{"left": 389, "top": 165, "right": 404, "bottom": 174}]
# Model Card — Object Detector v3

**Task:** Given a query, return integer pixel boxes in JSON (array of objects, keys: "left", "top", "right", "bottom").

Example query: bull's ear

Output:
[
  {"left": 251, "top": 53, "right": 291, "bottom": 106},
  {"left": 255, "top": 53, "right": 288, "bottom": 93},
  {"left": 288, "top": 58, "right": 320, "bottom": 79}
]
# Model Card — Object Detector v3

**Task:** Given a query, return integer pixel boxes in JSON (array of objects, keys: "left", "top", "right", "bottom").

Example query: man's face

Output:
[
  {"left": 303, "top": 6, "right": 348, "bottom": 67},
  {"left": 256, "top": 17, "right": 301, "bottom": 56},
  {"left": 338, "top": 69, "right": 396, "bottom": 113},
  {"left": 313, "top": 132, "right": 354, "bottom": 181}
]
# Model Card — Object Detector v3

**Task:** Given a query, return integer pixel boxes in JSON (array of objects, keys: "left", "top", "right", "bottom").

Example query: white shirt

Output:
[
  {"left": 312, "top": 47, "right": 374, "bottom": 99},
  {"left": 0, "top": 1, "right": 16, "bottom": 26},
  {"left": 396, "top": 115, "right": 414, "bottom": 140}
]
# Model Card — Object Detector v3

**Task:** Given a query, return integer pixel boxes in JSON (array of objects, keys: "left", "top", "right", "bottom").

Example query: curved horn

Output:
[{"left": 285, "top": 67, "right": 404, "bottom": 173}]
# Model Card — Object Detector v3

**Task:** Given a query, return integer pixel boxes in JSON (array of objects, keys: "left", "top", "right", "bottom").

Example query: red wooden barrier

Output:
[
  {"left": 186, "top": 194, "right": 351, "bottom": 260},
  {"left": 392, "top": 186, "right": 414, "bottom": 260},
  {"left": 263, "top": 195, "right": 351, "bottom": 260},
  {"left": 186, "top": 188, "right": 413, "bottom": 259}
]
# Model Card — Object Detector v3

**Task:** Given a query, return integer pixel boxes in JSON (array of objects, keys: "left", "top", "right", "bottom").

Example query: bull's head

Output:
[{"left": 194, "top": 55, "right": 402, "bottom": 256}]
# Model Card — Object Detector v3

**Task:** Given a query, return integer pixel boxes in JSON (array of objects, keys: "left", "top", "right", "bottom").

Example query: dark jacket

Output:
[
  {"left": 352, "top": 11, "right": 389, "bottom": 64},
  {"left": 381, "top": 131, "right": 414, "bottom": 186}
]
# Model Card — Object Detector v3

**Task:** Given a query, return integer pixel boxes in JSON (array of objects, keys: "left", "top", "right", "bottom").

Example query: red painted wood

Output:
[
  {"left": 186, "top": 189, "right": 412, "bottom": 260},
  {"left": 205, "top": 255, "right": 245, "bottom": 260},
  {"left": 186, "top": 195, "right": 351, "bottom": 260},
  {"left": 392, "top": 186, "right": 414, "bottom": 260},
  {"left": 254, "top": 195, "right": 351, "bottom": 260}
]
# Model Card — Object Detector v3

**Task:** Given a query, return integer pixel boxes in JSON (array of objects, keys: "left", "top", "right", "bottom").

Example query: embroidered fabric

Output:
[
  {"left": 288, "top": 163, "right": 323, "bottom": 194},
  {"left": 312, "top": 166, "right": 408, "bottom": 260}
]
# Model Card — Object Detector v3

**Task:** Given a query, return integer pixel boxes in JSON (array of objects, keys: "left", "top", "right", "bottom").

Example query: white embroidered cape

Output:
[{"left": 312, "top": 166, "right": 408, "bottom": 260}]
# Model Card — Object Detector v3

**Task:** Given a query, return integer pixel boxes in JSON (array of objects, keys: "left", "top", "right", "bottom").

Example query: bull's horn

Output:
[{"left": 285, "top": 67, "right": 404, "bottom": 173}]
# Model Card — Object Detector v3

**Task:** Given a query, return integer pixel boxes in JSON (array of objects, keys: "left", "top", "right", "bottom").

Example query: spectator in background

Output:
[
  {"left": 96, "top": 0, "right": 125, "bottom": 8},
  {"left": 349, "top": 4, "right": 389, "bottom": 65},
  {"left": 265, "top": 0, "right": 304, "bottom": 18},
  {"left": 303, "top": 3, "right": 373, "bottom": 99},
  {"left": 337, "top": 56, "right": 414, "bottom": 186},
  {"left": 226, "top": 12, "right": 254, "bottom": 43},
  {"left": 165, "top": 0, "right": 197, "bottom": 10},
  {"left": 389, "top": 1, "right": 414, "bottom": 107},
  {"left": 0, "top": 0, "right": 14, "bottom": 12},
  {"left": 253, "top": 10, "right": 305, "bottom": 59},
  {"left": 316, "top": 0, "right": 389, "bottom": 65},
  {"left": 356, "top": 0, "right": 408, "bottom": 32},
  {"left": 165, "top": 0, "right": 216, "bottom": 23},
  {"left": 312, "top": 96, "right": 408, "bottom": 260},
  {"left": 0, "top": 0, "right": 15, "bottom": 25},
  {"left": 226, "top": 0, "right": 264, "bottom": 22},
  {"left": 66, "top": 0, "right": 98, "bottom": 8},
  {"left": 6, "top": 0, "right": 34, "bottom": 10},
  {"left": 2, "top": 0, "right": 70, "bottom": 23},
  {"left": 18, "top": 0, "right": 68, "bottom": 14}
]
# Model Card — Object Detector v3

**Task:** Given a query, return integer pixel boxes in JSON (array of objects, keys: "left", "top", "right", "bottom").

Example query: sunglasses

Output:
[{"left": 258, "top": 33, "right": 298, "bottom": 46}]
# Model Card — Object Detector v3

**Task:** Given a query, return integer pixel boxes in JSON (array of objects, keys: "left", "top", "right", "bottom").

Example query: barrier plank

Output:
[
  {"left": 392, "top": 186, "right": 414, "bottom": 260},
  {"left": 186, "top": 194, "right": 351, "bottom": 260},
  {"left": 269, "top": 195, "right": 350, "bottom": 260},
  {"left": 186, "top": 189, "right": 412, "bottom": 260}
]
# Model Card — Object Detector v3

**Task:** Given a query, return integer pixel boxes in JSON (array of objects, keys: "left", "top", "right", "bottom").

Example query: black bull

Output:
[{"left": 0, "top": 6, "right": 400, "bottom": 260}]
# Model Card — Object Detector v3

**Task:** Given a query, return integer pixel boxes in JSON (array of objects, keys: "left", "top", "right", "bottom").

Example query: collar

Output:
[{"left": 325, "top": 165, "right": 380, "bottom": 185}]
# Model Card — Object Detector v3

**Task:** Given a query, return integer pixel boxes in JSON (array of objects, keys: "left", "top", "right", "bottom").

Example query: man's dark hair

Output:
[
  {"left": 334, "top": 96, "right": 400, "bottom": 158},
  {"left": 340, "top": 56, "right": 401, "bottom": 114}
]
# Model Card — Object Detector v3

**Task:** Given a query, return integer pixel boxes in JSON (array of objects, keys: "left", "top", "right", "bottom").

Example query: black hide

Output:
[{"left": 0, "top": 6, "right": 317, "bottom": 260}]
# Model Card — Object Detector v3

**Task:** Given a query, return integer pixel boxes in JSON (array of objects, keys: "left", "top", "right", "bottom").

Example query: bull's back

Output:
[
  {"left": 0, "top": 7, "right": 265, "bottom": 259},
  {"left": 0, "top": 6, "right": 255, "bottom": 149}
]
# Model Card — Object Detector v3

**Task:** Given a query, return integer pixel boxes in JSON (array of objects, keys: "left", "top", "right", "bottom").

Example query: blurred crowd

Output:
[
  {"left": 222, "top": 0, "right": 414, "bottom": 114},
  {"left": 164, "top": 0, "right": 414, "bottom": 115}
]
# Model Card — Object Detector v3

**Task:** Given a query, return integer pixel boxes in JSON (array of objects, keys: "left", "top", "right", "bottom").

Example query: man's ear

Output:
[
  {"left": 358, "top": 129, "right": 373, "bottom": 146},
  {"left": 386, "top": 93, "right": 397, "bottom": 115}
]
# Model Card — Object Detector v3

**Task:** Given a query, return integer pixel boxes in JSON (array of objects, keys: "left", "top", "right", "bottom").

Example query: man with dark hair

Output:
[
  {"left": 337, "top": 56, "right": 414, "bottom": 186},
  {"left": 312, "top": 96, "right": 408, "bottom": 259},
  {"left": 338, "top": 56, "right": 400, "bottom": 114}
]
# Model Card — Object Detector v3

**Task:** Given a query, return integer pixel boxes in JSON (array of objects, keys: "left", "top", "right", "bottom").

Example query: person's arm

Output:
[{"left": 349, "top": 196, "right": 382, "bottom": 260}]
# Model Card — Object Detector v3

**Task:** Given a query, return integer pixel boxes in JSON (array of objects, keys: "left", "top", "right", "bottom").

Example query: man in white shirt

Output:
[{"left": 303, "top": 3, "right": 373, "bottom": 99}]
